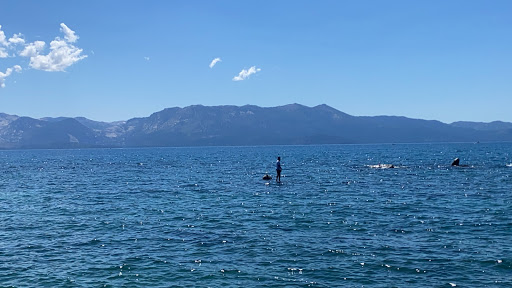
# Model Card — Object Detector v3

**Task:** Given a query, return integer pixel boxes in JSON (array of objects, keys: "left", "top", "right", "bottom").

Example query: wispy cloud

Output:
[
  {"left": 209, "top": 57, "right": 221, "bottom": 68},
  {"left": 0, "top": 65, "right": 22, "bottom": 88},
  {"left": 233, "top": 66, "right": 261, "bottom": 81},
  {"left": 144, "top": 56, "right": 150, "bottom": 61},
  {"left": 20, "top": 23, "right": 87, "bottom": 72},
  {"left": 60, "top": 23, "right": 78, "bottom": 43}
]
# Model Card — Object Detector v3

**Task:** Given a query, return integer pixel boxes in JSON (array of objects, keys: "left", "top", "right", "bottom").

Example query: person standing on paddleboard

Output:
[{"left": 276, "top": 156, "right": 282, "bottom": 182}]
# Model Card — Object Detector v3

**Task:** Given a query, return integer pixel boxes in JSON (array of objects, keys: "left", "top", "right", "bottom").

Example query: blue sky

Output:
[{"left": 0, "top": 1, "right": 510, "bottom": 123}]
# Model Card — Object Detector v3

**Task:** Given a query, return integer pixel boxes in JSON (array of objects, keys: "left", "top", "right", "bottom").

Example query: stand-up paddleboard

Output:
[{"left": 265, "top": 181, "right": 283, "bottom": 186}]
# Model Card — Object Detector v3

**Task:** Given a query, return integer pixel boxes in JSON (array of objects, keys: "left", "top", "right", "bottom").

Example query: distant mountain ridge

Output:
[
  {"left": 451, "top": 121, "right": 512, "bottom": 131},
  {"left": 1, "top": 104, "right": 511, "bottom": 149}
]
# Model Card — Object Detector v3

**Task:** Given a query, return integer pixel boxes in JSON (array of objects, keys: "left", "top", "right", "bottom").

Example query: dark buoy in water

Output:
[
  {"left": 451, "top": 158, "right": 460, "bottom": 166},
  {"left": 262, "top": 174, "right": 272, "bottom": 180}
]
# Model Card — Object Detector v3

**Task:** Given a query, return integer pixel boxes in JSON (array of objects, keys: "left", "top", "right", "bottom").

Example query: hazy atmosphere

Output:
[{"left": 0, "top": 0, "right": 511, "bottom": 123}]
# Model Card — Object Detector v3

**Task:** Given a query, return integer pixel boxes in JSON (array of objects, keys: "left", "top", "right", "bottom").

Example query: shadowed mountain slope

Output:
[{"left": 1, "top": 104, "right": 511, "bottom": 149}]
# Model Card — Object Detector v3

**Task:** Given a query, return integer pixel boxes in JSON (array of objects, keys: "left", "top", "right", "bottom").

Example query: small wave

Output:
[{"left": 507, "top": 164, "right": 512, "bottom": 167}]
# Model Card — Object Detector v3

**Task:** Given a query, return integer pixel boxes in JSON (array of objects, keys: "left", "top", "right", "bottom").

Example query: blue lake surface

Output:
[{"left": 0, "top": 143, "right": 511, "bottom": 287}]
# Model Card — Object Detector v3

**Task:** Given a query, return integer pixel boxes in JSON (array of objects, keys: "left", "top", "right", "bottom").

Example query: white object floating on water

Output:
[
  {"left": 368, "top": 164, "right": 395, "bottom": 169},
  {"left": 449, "top": 283, "right": 456, "bottom": 287},
  {"left": 507, "top": 163, "right": 512, "bottom": 167}
]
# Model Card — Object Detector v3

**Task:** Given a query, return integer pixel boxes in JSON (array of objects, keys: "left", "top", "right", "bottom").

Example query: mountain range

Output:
[{"left": 1, "top": 104, "right": 511, "bottom": 149}]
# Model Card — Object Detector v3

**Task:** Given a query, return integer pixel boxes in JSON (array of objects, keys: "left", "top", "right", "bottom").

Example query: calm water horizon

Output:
[{"left": 1, "top": 143, "right": 511, "bottom": 287}]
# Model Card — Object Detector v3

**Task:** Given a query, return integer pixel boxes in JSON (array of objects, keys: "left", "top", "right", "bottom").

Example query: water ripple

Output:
[{"left": 0, "top": 143, "right": 511, "bottom": 286}]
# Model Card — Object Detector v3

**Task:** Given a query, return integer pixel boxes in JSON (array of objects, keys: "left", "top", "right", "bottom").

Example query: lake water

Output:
[{"left": 0, "top": 143, "right": 511, "bottom": 287}]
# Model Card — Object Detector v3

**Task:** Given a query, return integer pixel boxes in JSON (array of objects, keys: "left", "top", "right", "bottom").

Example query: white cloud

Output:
[
  {"left": 28, "top": 39, "right": 86, "bottom": 72},
  {"left": 19, "top": 40, "right": 45, "bottom": 57},
  {"left": 19, "top": 23, "right": 86, "bottom": 72},
  {"left": 0, "top": 23, "right": 86, "bottom": 87},
  {"left": 209, "top": 57, "right": 221, "bottom": 68},
  {"left": 1, "top": 26, "right": 25, "bottom": 47},
  {"left": 232, "top": 66, "right": 261, "bottom": 81},
  {"left": 60, "top": 23, "right": 78, "bottom": 43},
  {"left": 8, "top": 33, "right": 25, "bottom": 45},
  {"left": 0, "top": 27, "right": 24, "bottom": 58},
  {"left": 0, "top": 47, "right": 7, "bottom": 58},
  {"left": 0, "top": 65, "right": 22, "bottom": 88},
  {"left": 0, "top": 25, "right": 7, "bottom": 46},
  {"left": 144, "top": 56, "right": 150, "bottom": 61}
]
